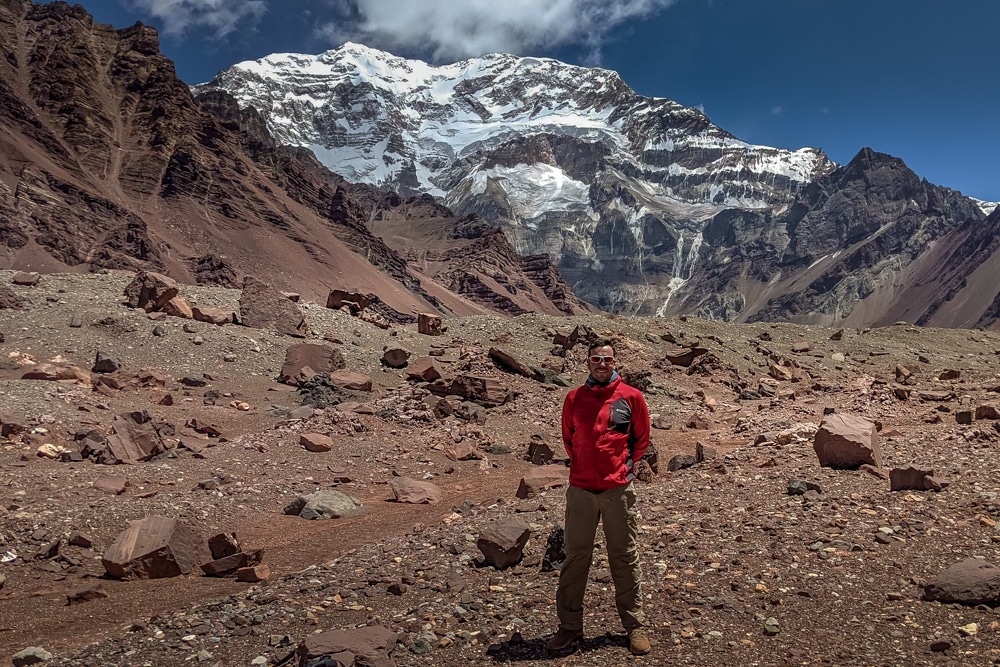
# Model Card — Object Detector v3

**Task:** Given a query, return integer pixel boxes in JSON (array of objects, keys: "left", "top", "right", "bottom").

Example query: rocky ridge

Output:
[{"left": 197, "top": 44, "right": 999, "bottom": 327}]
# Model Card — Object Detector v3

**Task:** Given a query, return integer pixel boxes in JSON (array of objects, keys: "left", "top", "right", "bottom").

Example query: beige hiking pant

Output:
[{"left": 556, "top": 482, "right": 645, "bottom": 632}]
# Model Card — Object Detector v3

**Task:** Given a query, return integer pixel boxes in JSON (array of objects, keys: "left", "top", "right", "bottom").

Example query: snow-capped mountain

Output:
[{"left": 197, "top": 44, "right": 999, "bottom": 327}]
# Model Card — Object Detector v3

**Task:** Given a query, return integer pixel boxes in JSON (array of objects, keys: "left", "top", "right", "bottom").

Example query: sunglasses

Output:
[{"left": 589, "top": 355, "right": 615, "bottom": 364}]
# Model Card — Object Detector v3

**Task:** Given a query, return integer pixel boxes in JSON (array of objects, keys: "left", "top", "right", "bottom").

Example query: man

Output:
[{"left": 547, "top": 339, "right": 651, "bottom": 656}]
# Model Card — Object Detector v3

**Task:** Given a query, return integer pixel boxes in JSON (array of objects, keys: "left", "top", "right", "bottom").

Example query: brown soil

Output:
[{"left": 2, "top": 270, "right": 1000, "bottom": 667}]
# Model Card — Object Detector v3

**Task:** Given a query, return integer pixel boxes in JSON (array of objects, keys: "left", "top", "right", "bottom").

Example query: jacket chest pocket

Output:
[{"left": 608, "top": 397, "right": 631, "bottom": 433}]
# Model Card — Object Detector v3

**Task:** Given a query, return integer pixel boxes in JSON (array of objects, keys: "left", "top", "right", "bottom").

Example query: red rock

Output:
[
  {"left": 664, "top": 347, "right": 708, "bottom": 367},
  {"left": 278, "top": 343, "right": 346, "bottom": 385},
  {"left": 325, "top": 290, "right": 372, "bottom": 311},
  {"left": 923, "top": 559, "right": 1000, "bottom": 605},
  {"left": 0, "top": 286, "right": 26, "bottom": 310},
  {"left": 300, "top": 433, "right": 333, "bottom": 453},
  {"left": 123, "top": 271, "right": 178, "bottom": 311},
  {"left": 477, "top": 517, "right": 531, "bottom": 568},
  {"left": 382, "top": 346, "right": 412, "bottom": 368},
  {"left": 390, "top": 477, "right": 442, "bottom": 504},
  {"left": 976, "top": 404, "right": 1000, "bottom": 420},
  {"left": 93, "top": 475, "right": 130, "bottom": 495},
  {"left": 102, "top": 516, "right": 211, "bottom": 580},
  {"left": 161, "top": 296, "right": 193, "bottom": 319},
  {"left": 66, "top": 581, "right": 108, "bottom": 605},
  {"left": 890, "top": 465, "right": 946, "bottom": 491},
  {"left": 236, "top": 564, "right": 270, "bottom": 582},
  {"left": 190, "top": 305, "right": 233, "bottom": 325},
  {"left": 202, "top": 549, "right": 263, "bottom": 577},
  {"left": 239, "top": 275, "right": 308, "bottom": 337},
  {"left": 149, "top": 389, "right": 173, "bottom": 406},
  {"left": 329, "top": 369, "right": 373, "bottom": 391},
  {"left": 208, "top": 533, "right": 241, "bottom": 559},
  {"left": 104, "top": 411, "right": 166, "bottom": 463},
  {"left": 489, "top": 347, "right": 533, "bottom": 377},
  {"left": 21, "top": 363, "right": 90, "bottom": 385},
  {"left": 516, "top": 468, "right": 568, "bottom": 498},
  {"left": 418, "top": 313, "right": 443, "bottom": 335},
  {"left": 813, "top": 413, "right": 883, "bottom": 469},
  {"left": 296, "top": 626, "right": 397, "bottom": 667},
  {"left": 407, "top": 356, "right": 443, "bottom": 382}
]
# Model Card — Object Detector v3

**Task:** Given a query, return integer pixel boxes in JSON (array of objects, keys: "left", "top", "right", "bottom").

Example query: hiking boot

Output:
[
  {"left": 629, "top": 628, "right": 651, "bottom": 655},
  {"left": 546, "top": 628, "right": 583, "bottom": 651}
]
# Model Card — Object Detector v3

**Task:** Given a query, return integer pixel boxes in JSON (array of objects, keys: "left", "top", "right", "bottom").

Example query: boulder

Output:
[
  {"left": 123, "top": 271, "right": 178, "bottom": 311},
  {"left": 812, "top": 413, "right": 883, "bottom": 469},
  {"left": 0, "top": 286, "right": 27, "bottom": 310},
  {"left": 667, "top": 454, "right": 696, "bottom": 472},
  {"left": 190, "top": 305, "right": 233, "bottom": 325},
  {"left": 418, "top": 312, "right": 443, "bottom": 335},
  {"left": 103, "top": 411, "right": 167, "bottom": 464},
  {"left": 382, "top": 346, "right": 412, "bottom": 368},
  {"left": 299, "top": 433, "right": 333, "bottom": 453},
  {"left": 93, "top": 475, "right": 130, "bottom": 495},
  {"left": 890, "top": 465, "right": 947, "bottom": 491},
  {"left": 236, "top": 564, "right": 270, "bottom": 582},
  {"left": 976, "top": 404, "right": 1000, "bottom": 420},
  {"left": 208, "top": 533, "right": 241, "bottom": 559},
  {"left": 664, "top": 347, "right": 708, "bottom": 367},
  {"left": 66, "top": 581, "right": 108, "bottom": 605},
  {"left": 92, "top": 351, "right": 121, "bottom": 374},
  {"left": 489, "top": 347, "right": 533, "bottom": 377},
  {"left": 325, "top": 290, "right": 372, "bottom": 312},
  {"left": 21, "top": 363, "right": 90, "bottom": 384},
  {"left": 441, "top": 374, "right": 509, "bottom": 406},
  {"left": 295, "top": 626, "right": 397, "bottom": 667},
  {"left": 515, "top": 468, "right": 568, "bottom": 499},
  {"left": 329, "top": 369, "right": 373, "bottom": 392},
  {"left": 202, "top": 549, "right": 264, "bottom": 577},
  {"left": 278, "top": 344, "right": 346, "bottom": 385},
  {"left": 238, "top": 276, "right": 308, "bottom": 337},
  {"left": 923, "top": 559, "right": 1000, "bottom": 605},
  {"left": 11, "top": 647, "right": 52, "bottom": 667},
  {"left": 390, "top": 476, "right": 442, "bottom": 504},
  {"left": 477, "top": 517, "right": 531, "bottom": 568},
  {"left": 161, "top": 295, "right": 193, "bottom": 319},
  {"left": 407, "top": 356, "right": 443, "bottom": 382},
  {"left": 102, "top": 516, "right": 210, "bottom": 580},
  {"left": 12, "top": 271, "right": 39, "bottom": 286},
  {"left": 284, "top": 490, "right": 364, "bottom": 520}
]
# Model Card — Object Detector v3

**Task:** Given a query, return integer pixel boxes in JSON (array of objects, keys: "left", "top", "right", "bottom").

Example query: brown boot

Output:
[
  {"left": 628, "top": 628, "right": 651, "bottom": 655},
  {"left": 546, "top": 628, "right": 583, "bottom": 651}
]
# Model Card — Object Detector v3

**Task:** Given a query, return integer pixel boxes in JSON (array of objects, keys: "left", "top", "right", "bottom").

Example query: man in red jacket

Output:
[{"left": 547, "top": 339, "right": 651, "bottom": 656}]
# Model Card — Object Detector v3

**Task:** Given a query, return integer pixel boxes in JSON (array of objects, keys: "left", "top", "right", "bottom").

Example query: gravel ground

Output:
[{"left": 1, "top": 270, "right": 1000, "bottom": 667}]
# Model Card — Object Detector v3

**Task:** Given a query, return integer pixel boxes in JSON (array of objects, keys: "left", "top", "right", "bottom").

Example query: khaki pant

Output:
[{"left": 556, "top": 483, "right": 644, "bottom": 632}]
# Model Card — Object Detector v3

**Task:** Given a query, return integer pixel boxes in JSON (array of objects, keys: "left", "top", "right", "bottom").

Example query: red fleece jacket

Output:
[{"left": 561, "top": 376, "right": 650, "bottom": 491}]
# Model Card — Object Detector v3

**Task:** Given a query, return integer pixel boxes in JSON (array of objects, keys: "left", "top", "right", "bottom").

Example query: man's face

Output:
[{"left": 587, "top": 345, "right": 616, "bottom": 383}]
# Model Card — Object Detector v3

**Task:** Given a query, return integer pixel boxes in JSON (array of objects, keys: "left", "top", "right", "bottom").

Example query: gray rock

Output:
[
  {"left": 92, "top": 351, "right": 121, "bottom": 374},
  {"left": 923, "top": 558, "right": 1000, "bottom": 605},
  {"left": 285, "top": 490, "right": 364, "bottom": 520},
  {"left": 12, "top": 647, "right": 53, "bottom": 666}
]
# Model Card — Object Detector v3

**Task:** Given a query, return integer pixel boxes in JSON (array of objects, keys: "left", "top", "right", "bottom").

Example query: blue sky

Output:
[{"left": 67, "top": 0, "right": 999, "bottom": 202}]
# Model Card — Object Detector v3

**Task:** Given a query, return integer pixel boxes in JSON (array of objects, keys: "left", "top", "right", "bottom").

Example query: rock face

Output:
[
  {"left": 812, "top": 414, "right": 883, "bottom": 469},
  {"left": 199, "top": 43, "right": 999, "bottom": 327},
  {"left": 923, "top": 559, "right": 1000, "bottom": 606},
  {"left": 102, "top": 516, "right": 211, "bottom": 580}
]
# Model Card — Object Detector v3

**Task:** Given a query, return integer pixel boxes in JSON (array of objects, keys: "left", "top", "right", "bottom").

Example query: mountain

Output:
[
  {"left": 197, "top": 43, "right": 998, "bottom": 328},
  {"left": 0, "top": 1, "right": 591, "bottom": 318}
]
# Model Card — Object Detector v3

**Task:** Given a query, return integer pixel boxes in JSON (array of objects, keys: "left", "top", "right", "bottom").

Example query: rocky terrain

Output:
[{"left": 2, "top": 269, "right": 1000, "bottom": 667}]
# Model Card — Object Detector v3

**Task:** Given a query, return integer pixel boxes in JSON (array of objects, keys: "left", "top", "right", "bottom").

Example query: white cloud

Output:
[
  {"left": 771, "top": 105, "right": 783, "bottom": 115},
  {"left": 127, "top": 0, "right": 267, "bottom": 37},
  {"left": 316, "top": 0, "right": 680, "bottom": 63}
]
